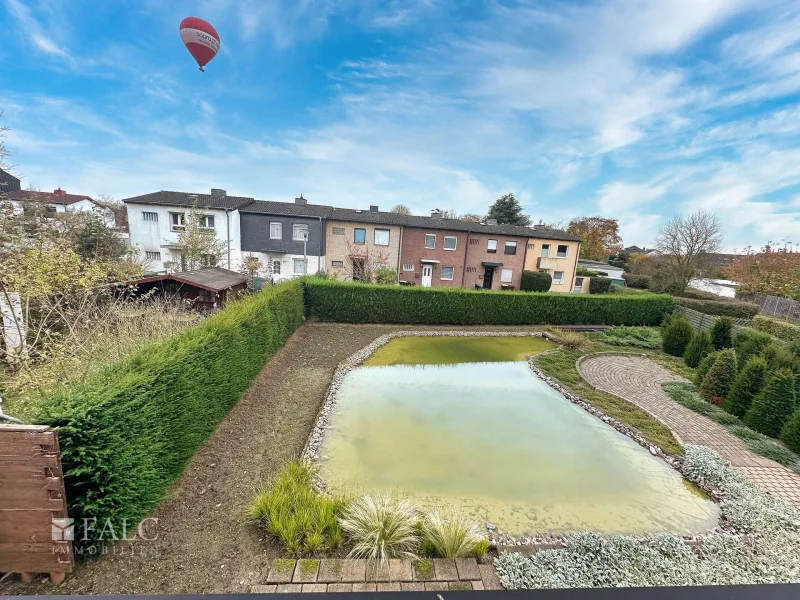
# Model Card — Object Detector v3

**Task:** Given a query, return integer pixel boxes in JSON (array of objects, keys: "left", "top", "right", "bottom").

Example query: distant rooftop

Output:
[{"left": 127, "top": 267, "right": 248, "bottom": 293}]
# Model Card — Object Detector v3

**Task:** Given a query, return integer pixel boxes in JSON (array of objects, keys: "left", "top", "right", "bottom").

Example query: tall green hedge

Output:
[
  {"left": 38, "top": 281, "right": 305, "bottom": 550},
  {"left": 303, "top": 280, "right": 675, "bottom": 325},
  {"left": 589, "top": 277, "right": 613, "bottom": 294},
  {"left": 674, "top": 297, "right": 761, "bottom": 319},
  {"left": 753, "top": 315, "right": 800, "bottom": 342}
]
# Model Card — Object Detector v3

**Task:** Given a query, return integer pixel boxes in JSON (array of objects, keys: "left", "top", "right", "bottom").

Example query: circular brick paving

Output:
[{"left": 578, "top": 354, "right": 800, "bottom": 508}]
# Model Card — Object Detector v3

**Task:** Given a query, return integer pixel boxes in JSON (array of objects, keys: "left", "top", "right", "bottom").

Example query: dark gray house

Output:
[{"left": 0, "top": 168, "right": 21, "bottom": 193}]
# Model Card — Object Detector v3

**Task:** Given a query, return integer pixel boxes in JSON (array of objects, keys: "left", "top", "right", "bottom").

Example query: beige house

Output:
[
  {"left": 325, "top": 211, "right": 402, "bottom": 281},
  {"left": 524, "top": 235, "right": 582, "bottom": 292}
]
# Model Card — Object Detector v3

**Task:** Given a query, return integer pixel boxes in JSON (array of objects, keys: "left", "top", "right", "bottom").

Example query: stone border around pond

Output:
[{"left": 302, "top": 331, "right": 724, "bottom": 549}]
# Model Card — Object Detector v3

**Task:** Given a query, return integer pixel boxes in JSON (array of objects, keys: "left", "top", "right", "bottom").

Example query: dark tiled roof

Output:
[
  {"left": 128, "top": 267, "right": 247, "bottom": 292},
  {"left": 123, "top": 190, "right": 255, "bottom": 211},
  {"left": 6, "top": 190, "right": 93, "bottom": 205},
  {"left": 241, "top": 200, "right": 333, "bottom": 218}
]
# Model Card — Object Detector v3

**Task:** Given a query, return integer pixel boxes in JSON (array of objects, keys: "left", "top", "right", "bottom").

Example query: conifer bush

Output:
[
  {"left": 661, "top": 314, "right": 694, "bottom": 357},
  {"left": 723, "top": 356, "right": 767, "bottom": 418},
  {"left": 744, "top": 369, "right": 797, "bottom": 437},
  {"left": 694, "top": 351, "right": 720, "bottom": 387},
  {"left": 710, "top": 317, "right": 733, "bottom": 350},
  {"left": 699, "top": 348, "right": 737, "bottom": 402},
  {"left": 684, "top": 331, "right": 713, "bottom": 368},
  {"left": 734, "top": 330, "right": 773, "bottom": 367},
  {"left": 781, "top": 408, "right": 800, "bottom": 454}
]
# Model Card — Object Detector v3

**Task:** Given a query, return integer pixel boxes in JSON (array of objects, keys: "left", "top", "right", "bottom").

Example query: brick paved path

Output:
[{"left": 578, "top": 354, "right": 800, "bottom": 508}]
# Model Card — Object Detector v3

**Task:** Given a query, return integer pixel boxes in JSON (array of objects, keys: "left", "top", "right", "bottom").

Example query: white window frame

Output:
[
  {"left": 443, "top": 236, "right": 457, "bottom": 250},
  {"left": 270, "top": 222, "right": 282, "bottom": 239},
  {"left": 293, "top": 224, "right": 309, "bottom": 241},
  {"left": 142, "top": 211, "right": 158, "bottom": 222},
  {"left": 424, "top": 234, "right": 436, "bottom": 249},
  {"left": 374, "top": 228, "right": 390, "bottom": 246},
  {"left": 293, "top": 258, "right": 307, "bottom": 274},
  {"left": 574, "top": 277, "right": 585, "bottom": 291},
  {"left": 402, "top": 264, "right": 414, "bottom": 272},
  {"left": 541, "top": 244, "right": 551, "bottom": 257},
  {"left": 170, "top": 212, "right": 185, "bottom": 232},
  {"left": 272, "top": 260, "right": 281, "bottom": 275},
  {"left": 487, "top": 239, "right": 497, "bottom": 253},
  {"left": 331, "top": 260, "right": 344, "bottom": 267},
  {"left": 199, "top": 214, "right": 215, "bottom": 229},
  {"left": 557, "top": 244, "right": 569, "bottom": 258},
  {"left": 145, "top": 251, "right": 161, "bottom": 261},
  {"left": 553, "top": 270, "right": 565, "bottom": 284},
  {"left": 441, "top": 266, "right": 455, "bottom": 280},
  {"left": 501, "top": 268, "right": 513, "bottom": 283}
]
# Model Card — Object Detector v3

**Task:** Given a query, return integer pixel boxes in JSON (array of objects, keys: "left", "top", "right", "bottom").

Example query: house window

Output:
[
  {"left": 424, "top": 234, "right": 436, "bottom": 249},
  {"left": 354, "top": 228, "right": 366, "bottom": 244},
  {"left": 541, "top": 244, "right": 551, "bottom": 257},
  {"left": 273, "top": 261, "right": 281, "bottom": 275},
  {"left": 293, "top": 258, "right": 307, "bottom": 274},
  {"left": 332, "top": 227, "right": 345, "bottom": 235},
  {"left": 557, "top": 244, "right": 569, "bottom": 258},
  {"left": 199, "top": 214, "right": 215, "bottom": 229},
  {"left": 331, "top": 260, "right": 344, "bottom": 267},
  {"left": 198, "top": 289, "right": 215, "bottom": 303},
  {"left": 441, "top": 266, "right": 455, "bottom": 280},
  {"left": 170, "top": 212, "right": 185, "bottom": 231},
  {"left": 487, "top": 239, "right": 497, "bottom": 253},
  {"left": 504, "top": 241, "right": 517, "bottom": 255},
  {"left": 270, "top": 222, "right": 282, "bottom": 239},
  {"left": 443, "top": 236, "right": 457, "bottom": 250},
  {"left": 293, "top": 224, "right": 309, "bottom": 241},
  {"left": 574, "top": 277, "right": 585, "bottom": 292},
  {"left": 142, "top": 211, "right": 158, "bottom": 222},
  {"left": 201, "top": 253, "right": 218, "bottom": 267},
  {"left": 374, "top": 229, "right": 390, "bottom": 246},
  {"left": 145, "top": 251, "right": 161, "bottom": 261},
  {"left": 501, "top": 268, "right": 513, "bottom": 283},
  {"left": 553, "top": 270, "right": 565, "bottom": 284},
  {"left": 402, "top": 264, "right": 414, "bottom": 272}
]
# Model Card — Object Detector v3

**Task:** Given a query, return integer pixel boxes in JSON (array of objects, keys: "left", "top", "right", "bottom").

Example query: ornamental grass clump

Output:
[
  {"left": 421, "top": 507, "right": 484, "bottom": 559},
  {"left": 722, "top": 356, "right": 767, "bottom": 418},
  {"left": 744, "top": 368, "right": 797, "bottom": 437},
  {"left": 340, "top": 494, "right": 419, "bottom": 564},
  {"left": 684, "top": 331, "right": 713, "bottom": 368},
  {"left": 699, "top": 348, "right": 737, "bottom": 402},
  {"left": 547, "top": 327, "right": 586, "bottom": 349}
]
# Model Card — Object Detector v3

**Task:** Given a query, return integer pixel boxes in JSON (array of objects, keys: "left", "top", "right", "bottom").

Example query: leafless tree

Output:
[
  {"left": 341, "top": 241, "right": 392, "bottom": 283},
  {"left": 654, "top": 210, "right": 723, "bottom": 295},
  {"left": 391, "top": 204, "right": 411, "bottom": 215},
  {"left": 0, "top": 111, "right": 10, "bottom": 172}
]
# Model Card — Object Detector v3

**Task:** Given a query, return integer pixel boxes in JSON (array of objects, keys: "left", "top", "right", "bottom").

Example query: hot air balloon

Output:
[{"left": 179, "top": 17, "right": 220, "bottom": 72}]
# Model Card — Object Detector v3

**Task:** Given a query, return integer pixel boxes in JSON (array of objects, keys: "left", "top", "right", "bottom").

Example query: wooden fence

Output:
[
  {"left": 0, "top": 424, "right": 73, "bottom": 585},
  {"left": 738, "top": 292, "right": 800, "bottom": 323},
  {"left": 679, "top": 306, "right": 752, "bottom": 333}
]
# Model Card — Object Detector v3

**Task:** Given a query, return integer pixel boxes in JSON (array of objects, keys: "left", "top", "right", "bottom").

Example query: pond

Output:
[{"left": 318, "top": 336, "right": 719, "bottom": 536}]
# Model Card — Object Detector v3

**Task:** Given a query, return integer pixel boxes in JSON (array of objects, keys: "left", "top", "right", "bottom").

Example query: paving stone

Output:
[
  {"left": 318, "top": 559, "right": 344, "bottom": 583},
  {"left": 250, "top": 585, "right": 276, "bottom": 593},
  {"left": 293, "top": 559, "right": 320, "bottom": 583},
  {"left": 377, "top": 583, "right": 402, "bottom": 591},
  {"left": 275, "top": 583, "right": 303, "bottom": 593},
  {"left": 301, "top": 584, "right": 327, "bottom": 593},
  {"left": 471, "top": 580, "right": 485, "bottom": 590},
  {"left": 388, "top": 559, "right": 413, "bottom": 582},
  {"left": 424, "top": 582, "right": 450, "bottom": 591},
  {"left": 401, "top": 582, "right": 426, "bottom": 591},
  {"left": 449, "top": 581, "right": 473, "bottom": 590},
  {"left": 455, "top": 557, "right": 481, "bottom": 581},
  {"left": 352, "top": 583, "right": 377, "bottom": 592},
  {"left": 341, "top": 559, "right": 367, "bottom": 582},
  {"left": 366, "top": 561, "right": 390, "bottom": 582},
  {"left": 412, "top": 559, "right": 434, "bottom": 581},
  {"left": 479, "top": 564, "right": 503, "bottom": 590},
  {"left": 266, "top": 559, "right": 296, "bottom": 584},
  {"left": 326, "top": 583, "right": 353, "bottom": 593},
  {"left": 433, "top": 558, "right": 458, "bottom": 581}
]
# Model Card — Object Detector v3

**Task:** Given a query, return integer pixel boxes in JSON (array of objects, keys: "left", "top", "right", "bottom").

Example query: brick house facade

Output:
[
  {"left": 463, "top": 231, "right": 528, "bottom": 290},
  {"left": 399, "top": 227, "right": 469, "bottom": 287},
  {"left": 326, "top": 220, "right": 402, "bottom": 281}
]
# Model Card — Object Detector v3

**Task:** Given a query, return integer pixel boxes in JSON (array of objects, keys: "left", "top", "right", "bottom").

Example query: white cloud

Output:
[
  {"left": 596, "top": 182, "right": 667, "bottom": 213},
  {"left": 3, "top": 0, "right": 73, "bottom": 62}
]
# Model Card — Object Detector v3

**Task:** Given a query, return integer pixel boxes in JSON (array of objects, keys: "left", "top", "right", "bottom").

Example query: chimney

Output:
[
  {"left": 431, "top": 209, "right": 442, "bottom": 218},
  {"left": 53, "top": 187, "right": 66, "bottom": 196},
  {"left": 295, "top": 194, "right": 307, "bottom": 205},
  {"left": 210, "top": 188, "right": 227, "bottom": 197},
  {"left": 369, "top": 205, "right": 379, "bottom": 212},
  {"left": 486, "top": 218, "right": 497, "bottom": 225}
]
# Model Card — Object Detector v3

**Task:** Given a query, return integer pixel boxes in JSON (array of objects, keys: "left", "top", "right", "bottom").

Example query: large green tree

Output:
[
  {"left": 567, "top": 216, "right": 622, "bottom": 261},
  {"left": 486, "top": 193, "right": 531, "bottom": 226}
]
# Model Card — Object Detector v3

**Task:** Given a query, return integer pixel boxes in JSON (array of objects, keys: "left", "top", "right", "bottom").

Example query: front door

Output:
[
  {"left": 421, "top": 264, "right": 433, "bottom": 287},
  {"left": 483, "top": 266, "right": 494, "bottom": 289}
]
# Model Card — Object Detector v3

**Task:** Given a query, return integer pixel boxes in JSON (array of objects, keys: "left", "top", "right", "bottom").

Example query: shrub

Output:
[
  {"left": 744, "top": 437, "right": 798, "bottom": 468},
  {"left": 623, "top": 273, "right": 651, "bottom": 289},
  {"left": 587, "top": 326, "right": 661, "bottom": 349},
  {"left": 710, "top": 317, "right": 734, "bottom": 350},
  {"left": 520, "top": 270, "right": 552, "bottom": 292},
  {"left": 699, "top": 348, "right": 737, "bottom": 401},
  {"left": 684, "top": 331, "right": 713, "bottom": 368},
  {"left": 694, "top": 351, "right": 720, "bottom": 386},
  {"left": 762, "top": 343, "right": 796, "bottom": 372},
  {"left": 548, "top": 327, "right": 586, "bottom": 349},
  {"left": 421, "top": 508, "right": 483, "bottom": 559},
  {"left": 340, "top": 494, "right": 419, "bottom": 564},
  {"left": 781, "top": 408, "right": 800, "bottom": 453},
  {"left": 303, "top": 280, "right": 676, "bottom": 326},
  {"left": 753, "top": 315, "right": 800, "bottom": 342},
  {"left": 39, "top": 281, "right": 305, "bottom": 551},
  {"left": 734, "top": 329, "right": 773, "bottom": 366},
  {"left": 674, "top": 297, "right": 760, "bottom": 319},
  {"left": 612, "top": 286, "right": 652, "bottom": 295},
  {"left": 661, "top": 315, "right": 694, "bottom": 357},
  {"left": 744, "top": 369, "right": 797, "bottom": 437},
  {"left": 473, "top": 538, "right": 490, "bottom": 561},
  {"left": 723, "top": 356, "right": 767, "bottom": 418},
  {"left": 248, "top": 462, "right": 343, "bottom": 556},
  {"left": 375, "top": 266, "right": 398, "bottom": 285},
  {"left": 589, "top": 278, "right": 614, "bottom": 294}
]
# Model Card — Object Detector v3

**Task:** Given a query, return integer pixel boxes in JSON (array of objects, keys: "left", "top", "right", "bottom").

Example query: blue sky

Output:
[{"left": 3, "top": 0, "right": 800, "bottom": 250}]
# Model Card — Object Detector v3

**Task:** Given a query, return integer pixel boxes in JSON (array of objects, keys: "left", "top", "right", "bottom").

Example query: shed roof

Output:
[{"left": 128, "top": 267, "right": 248, "bottom": 292}]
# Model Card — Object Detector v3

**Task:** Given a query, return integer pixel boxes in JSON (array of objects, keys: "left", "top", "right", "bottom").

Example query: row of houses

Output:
[{"left": 124, "top": 189, "right": 583, "bottom": 292}]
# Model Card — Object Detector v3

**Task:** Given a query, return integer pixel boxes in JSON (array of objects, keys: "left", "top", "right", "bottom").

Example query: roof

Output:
[
  {"left": 0, "top": 168, "right": 21, "bottom": 192},
  {"left": 578, "top": 259, "right": 622, "bottom": 269},
  {"left": 123, "top": 190, "right": 255, "bottom": 211},
  {"left": 6, "top": 190, "right": 94, "bottom": 205},
  {"left": 127, "top": 267, "right": 248, "bottom": 292}
]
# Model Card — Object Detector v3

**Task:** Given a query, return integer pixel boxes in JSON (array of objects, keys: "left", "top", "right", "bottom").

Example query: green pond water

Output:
[{"left": 319, "top": 337, "right": 719, "bottom": 536}]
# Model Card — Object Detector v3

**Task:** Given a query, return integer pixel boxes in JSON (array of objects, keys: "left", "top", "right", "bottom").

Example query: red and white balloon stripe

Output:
[{"left": 179, "top": 17, "right": 220, "bottom": 72}]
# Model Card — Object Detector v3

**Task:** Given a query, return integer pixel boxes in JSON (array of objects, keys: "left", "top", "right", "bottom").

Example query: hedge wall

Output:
[
  {"left": 623, "top": 273, "right": 651, "bottom": 289},
  {"left": 304, "top": 280, "right": 675, "bottom": 325},
  {"left": 38, "top": 281, "right": 305, "bottom": 550},
  {"left": 521, "top": 270, "right": 552, "bottom": 292},
  {"left": 753, "top": 315, "right": 800, "bottom": 342},
  {"left": 589, "top": 277, "right": 613, "bottom": 294},
  {"left": 674, "top": 297, "right": 761, "bottom": 319}
]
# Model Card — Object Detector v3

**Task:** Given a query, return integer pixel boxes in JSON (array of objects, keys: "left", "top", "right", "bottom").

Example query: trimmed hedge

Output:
[
  {"left": 623, "top": 273, "right": 651, "bottom": 289},
  {"left": 303, "top": 280, "right": 676, "bottom": 325},
  {"left": 753, "top": 315, "right": 800, "bottom": 342},
  {"left": 38, "top": 281, "right": 305, "bottom": 550},
  {"left": 674, "top": 297, "right": 760, "bottom": 319},
  {"left": 521, "top": 270, "right": 552, "bottom": 292},
  {"left": 589, "top": 277, "right": 613, "bottom": 294}
]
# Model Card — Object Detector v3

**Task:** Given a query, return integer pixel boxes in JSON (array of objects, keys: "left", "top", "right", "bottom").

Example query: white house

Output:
[
  {"left": 3, "top": 188, "right": 116, "bottom": 227},
  {"left": 124, "top": 189, "right": 252, "bottom": 273}
]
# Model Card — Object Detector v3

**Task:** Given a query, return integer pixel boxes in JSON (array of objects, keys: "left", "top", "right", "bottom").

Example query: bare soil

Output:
[{"left": 2, "top": 322, "right": 542, "bottom": 595}]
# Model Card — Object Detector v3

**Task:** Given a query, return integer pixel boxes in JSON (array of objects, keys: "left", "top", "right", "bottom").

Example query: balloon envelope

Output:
[{"left": 179, "top": 17, "right": 220, "bottom": 71}]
